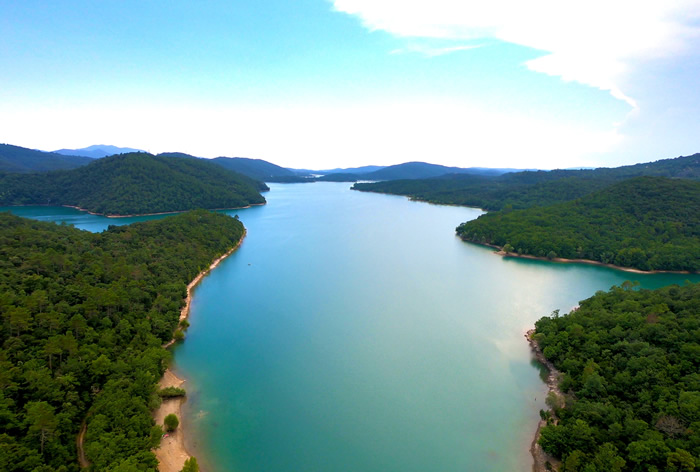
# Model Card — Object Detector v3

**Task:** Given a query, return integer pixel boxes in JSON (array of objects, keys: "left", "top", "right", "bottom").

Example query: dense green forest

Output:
[
  {"left": 0, "top": 153, "right": 267, "bottom": 216},
  {"left": 533, "top": 282, "right": 700, "bottom": 471},
  {"left": 353, "top": 154, "right": 699, "bottom": 211},
  {"left": 456, "top": 177, "right": 700, "bottom": 272},
  {"left": 0, "top": 144, "right": 93, "bottom": 173},
  {"left": 0, "top": 210, "right": 245, "bottom": 471}
]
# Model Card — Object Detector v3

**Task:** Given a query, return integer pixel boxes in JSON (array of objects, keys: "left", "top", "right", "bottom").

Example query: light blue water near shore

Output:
[
  {"left": 172, "top": 183, "right": 696, "bottom": 472},
  {"left": 6, "top": 185, "right": 698, "bottom": 471}
]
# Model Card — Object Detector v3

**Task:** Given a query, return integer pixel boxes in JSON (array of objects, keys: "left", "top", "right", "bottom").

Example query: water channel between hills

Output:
[{"left": 5, "top": 182, "right": 698, "bottom": 472}]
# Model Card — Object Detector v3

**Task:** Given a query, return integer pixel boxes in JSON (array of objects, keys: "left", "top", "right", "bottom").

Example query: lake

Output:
[{"left": 4, "top": 183, "right": 697, "bottom": 471}]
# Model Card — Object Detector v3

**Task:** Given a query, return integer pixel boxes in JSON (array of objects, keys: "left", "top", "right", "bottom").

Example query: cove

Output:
[{"left": 5, "top": 184, "right": 697, "bottom": 471}]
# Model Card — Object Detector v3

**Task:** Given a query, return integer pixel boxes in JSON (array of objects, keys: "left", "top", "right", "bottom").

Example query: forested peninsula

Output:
[
  {"left": 532, "top": 282, "right": 700, "bottom": 471},
  {"left": 0, "top": 153, "right": 267, "bottom": 216},
  {"left": 457, "top": 177, "right": 700, "bottom": 272},
  {"left": 0, "top": 210, "right": 245, "bottom": 471}
]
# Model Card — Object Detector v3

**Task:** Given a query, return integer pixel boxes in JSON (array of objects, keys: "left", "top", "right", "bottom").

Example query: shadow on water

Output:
[{"left": 530, "top": 356, "right": 550, "bottom": 383}]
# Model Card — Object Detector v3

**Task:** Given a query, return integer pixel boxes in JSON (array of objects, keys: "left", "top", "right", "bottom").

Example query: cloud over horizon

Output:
[{"left": 331, "top": 0, "right": 700, "bottom": 108}]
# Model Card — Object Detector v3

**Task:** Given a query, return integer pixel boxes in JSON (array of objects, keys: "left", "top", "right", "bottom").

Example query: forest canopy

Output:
[
  {"left": 0, "top": 153, "right": 267, "bottom": 216},
  {"left": 353, "top": 153, "right": 699, "bottom": 211},
  {"left": 0, "top": 210, "right": 245, "bottom": 471},
  {"left": 533, "top": 282, "right": 700, "bottom": 471},
  {"left": 456, "top": 177, "right": 700, "bottom": 272}
]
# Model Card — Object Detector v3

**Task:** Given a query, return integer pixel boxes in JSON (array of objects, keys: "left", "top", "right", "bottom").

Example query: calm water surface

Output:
[{"left": 5, "top": 184, "right": 697, "bottom": 471}]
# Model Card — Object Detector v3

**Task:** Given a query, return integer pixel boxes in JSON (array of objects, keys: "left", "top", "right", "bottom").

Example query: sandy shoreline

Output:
[
  {"left": 153, "top": 370, "right": 190, "bottom": 472},
  {"left": 62, "top": 203, "right": 265, "bottom": 218},
  {"left": 154, "top": 230, "right": 246, "bottom": 472},
  {"left": 466, "top": 240, "right": 693, "bottom": 274},
  {"left": 526, "top": 329, "right": 563, "bottom": 472}
]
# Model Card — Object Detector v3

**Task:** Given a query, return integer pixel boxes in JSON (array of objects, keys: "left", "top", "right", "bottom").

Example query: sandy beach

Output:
[
  {"left": 154, "top": 230, "right": 246, "bottom": 471},
  {"left": 153, "top": 370, "right": 190, "bottom": 472},
  {"left": 477, "top": 242, "right": 693, "bottom": 275}
]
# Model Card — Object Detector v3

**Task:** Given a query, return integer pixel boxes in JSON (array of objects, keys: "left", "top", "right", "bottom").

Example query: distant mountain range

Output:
[
  {"left": 3, "top": 143, "right": 530, "bottom": 182},
  {"left": 53, "top": 144, "right": 145, "bottom": 158},
  {"left": 0, "top": 144, "right": 94, "bottom": 173}
]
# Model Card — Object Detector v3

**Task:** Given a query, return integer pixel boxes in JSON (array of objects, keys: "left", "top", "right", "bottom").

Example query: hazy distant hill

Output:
[
  {"left": 363, "top": 161, "right": 519, "bottom": 180},
  {"left": 292, "top": 165, "right": 386, "bottom": 175},
  {"left": 354, "top": 153, "right": 700, "bottom": 210},
  {"left": 457, "top": 176, "right": 700, "bottom": 272},
  {"left": 0, "top": 143, "right": 94, "bottom": 172},
  {"left": 0, "top": 152, "right": 266, "bottom": 215},
  {"left": 288, "top": 163, "right": 522, "bottom": 180},
  {"left": 54, "top": 144, "right": 144, "bottom": 158}
]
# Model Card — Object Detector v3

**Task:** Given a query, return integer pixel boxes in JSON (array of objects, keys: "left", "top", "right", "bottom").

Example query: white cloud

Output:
[
  {"left": 390, "top": 43, "right": 484, "bottom": 57},
  {"left": 331, "top": 0, "right": 700, "bottom": 108}
]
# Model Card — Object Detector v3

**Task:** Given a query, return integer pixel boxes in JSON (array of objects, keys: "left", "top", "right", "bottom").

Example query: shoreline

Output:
[
  {"left": 154, "top": 229, "right": 247, "bottom": 471},
  {"left": 526, "top": 329, "right": 563, "bottom": 472},
  {"left": 467, "top": 240, "right": 694, "bottom": 275},
  {"left": 62, "top": 203, "right": 265, "bottom": 218}
]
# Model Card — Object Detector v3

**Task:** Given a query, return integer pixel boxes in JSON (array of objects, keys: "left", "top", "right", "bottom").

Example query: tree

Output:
[
  {"left": 25, "top": 401, "right": 57, "bottom": 455},
  {"left": 667, "top": 449, "right": 695, "bottom": 471},
  {"left": 164, "top": 413, "right": 179, "bottom": 432},
  {"left": 181, "top": 457, "right": 199, "bottom": 472}
]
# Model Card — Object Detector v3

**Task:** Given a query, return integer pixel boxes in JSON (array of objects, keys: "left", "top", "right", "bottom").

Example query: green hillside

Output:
[
  {"left": 533, "top": 282, "right": 700, "bottom": 471},
  {"left": 211, "top": 156, "right": 295, "bottom": 180},
  {"left": 0, "top": 153, "right": 266, "bottom": 216},
  {"left": 0, "top": 210, "right": 245, "bottom": 470},
  {"left": 0, "top": 144, "right": 93, "bottom": 173},
  {"left": 457, "top": 177, "right": 700, "bottom": 272},
  {"left": 353, "top": 154, "right": 700, "bottom": 211}
]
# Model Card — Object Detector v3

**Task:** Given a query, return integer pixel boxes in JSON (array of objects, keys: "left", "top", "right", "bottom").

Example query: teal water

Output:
[
  {"left": 6, "top": 186, "right": 698, "bottom": 471},
  {"left": 172, "top": 184, "right": 696, "bottom": 472},
  {"left": 0, "top": 205, "right": 174, "bottom": 232}
]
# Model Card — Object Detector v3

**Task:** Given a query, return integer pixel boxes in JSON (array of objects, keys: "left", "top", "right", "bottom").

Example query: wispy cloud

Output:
[
  {"left": 390, "top": 43, "right": 484, "bottom": 57},
  {"left": 331, "top": 0, "right": 700, "bottom": 108}
]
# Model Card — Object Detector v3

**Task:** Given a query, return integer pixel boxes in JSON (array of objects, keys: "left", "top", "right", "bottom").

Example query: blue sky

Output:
[{"left": 2, "top": 0, "right": 699, "bottom": 169}]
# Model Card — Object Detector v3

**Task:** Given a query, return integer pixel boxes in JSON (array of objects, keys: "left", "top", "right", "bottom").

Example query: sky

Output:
[{"left": 2, "top": 0, "right": 700, "bottom": 170}]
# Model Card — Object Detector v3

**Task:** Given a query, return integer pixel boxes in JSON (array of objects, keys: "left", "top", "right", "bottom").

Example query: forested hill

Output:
[
  {"left": 157, "top": 152, "right": 295, "bottom": 181},
  {"left": 211, "top": 156, "right": 296, "bottom": 180},
  {"left": 533, "top": 282, "right": 700, "bottom": 471},
  {"left": 457, "top": 176, "right": 700, "bottom": 272},
  {"left": 353, "top": 153, "right": 700, "bottom": 211},
  {"left": 0, "top": 210, "right": 245, "bottom": 470},
  {"left": 0, "top": 152, "right": 266, "bottom": 216},
  {"left": 0, "top": 144, "right": 93, "bottom": 173}
]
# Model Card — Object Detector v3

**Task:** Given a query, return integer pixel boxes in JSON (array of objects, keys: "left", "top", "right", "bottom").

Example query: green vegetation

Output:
[
  {"left": 164, "top": 414, "right": 179, "bottom": 432},
  {"left": 180, "top": 457, "right": 199, "bottom": 472},
  {"left": 0, "top": 144, "right": 93, "bottom": 173},
  {"left": 0, "top": 152, "right": 266, "bottom": 216},
  {"left": 353, "top": 154, "right": 699, "bottom": 211},
  {"left": 457, "top": 177, "right": 700, "bottom": 272},
  {"left": 210, "top": 156, "right": 296, "bottom": 181},
  {"left": 158, "top": 387, "right": 186, "bottom": 398},
  {"left": 533, "top": 282, "right": 700, "bottom": 471},
  {"left": 0, "top": 210, "right": 245, "bottom": 470},
  {"left": 158, "top": 152, "right": 295, "bottom": 181}
]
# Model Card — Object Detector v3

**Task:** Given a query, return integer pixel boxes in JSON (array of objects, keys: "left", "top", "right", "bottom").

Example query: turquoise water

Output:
[
  {"left": 6, "top": 185, "right": 698, "bottom": 471},
  {"left": 0, "top": 205, "right": 174, "bottom": 232}
]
